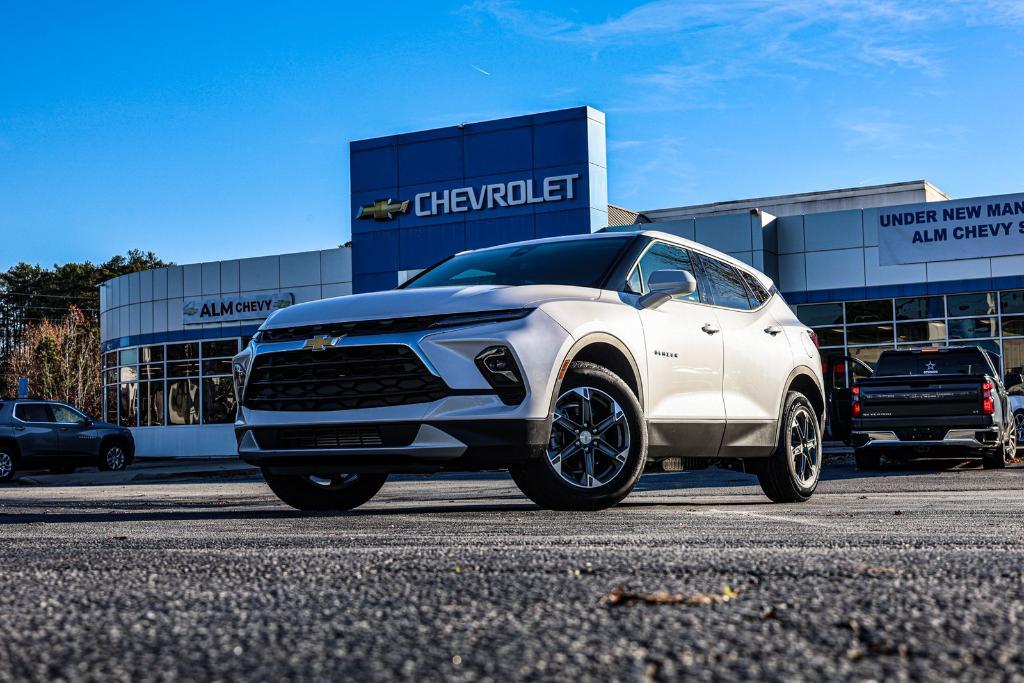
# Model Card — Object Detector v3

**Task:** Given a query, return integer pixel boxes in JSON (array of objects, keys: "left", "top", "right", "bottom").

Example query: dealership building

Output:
[{"left": 98, "top": 106, "right": 1024, "bottom": 456}]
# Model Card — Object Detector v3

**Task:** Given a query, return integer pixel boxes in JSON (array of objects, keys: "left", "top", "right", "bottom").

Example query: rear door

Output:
[{"left": 12, "top": 403, "right": 58, "bottom": 456}]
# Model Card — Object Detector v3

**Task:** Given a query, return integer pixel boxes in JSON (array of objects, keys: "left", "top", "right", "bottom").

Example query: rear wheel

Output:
[
  {"left": 509, "top": 361, "right": 647, "bottom": 511},
  {"left": 1014, "top": 409, "right": 1024, "bottom": 445},
  {"left": 0, "top": 450, "right": 15, "bottom": 483},
  {"left": 854, "top": 448, "right": 883, "bottom": 470},
  {"left": 262, "top": 471, "right": 388, "bottom": 511},
  {"left": 757, "top": 392, "right": 822, "bottom": 503},
  {"left": 982, "top": 434, "right": 1014, "bottom": 469}
]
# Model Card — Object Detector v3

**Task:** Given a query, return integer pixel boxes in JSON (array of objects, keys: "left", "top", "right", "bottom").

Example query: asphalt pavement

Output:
[{"left": 1, "top": 459, "right": 1022, "bottom": 682}]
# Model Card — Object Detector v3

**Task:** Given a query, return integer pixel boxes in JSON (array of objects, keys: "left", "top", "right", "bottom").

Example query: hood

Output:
[{"left": 261, "top": 285, "right": 601, "bottom": 329}]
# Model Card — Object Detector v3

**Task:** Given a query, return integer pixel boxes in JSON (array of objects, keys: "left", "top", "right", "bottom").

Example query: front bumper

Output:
[{"left": 235, "top": 419, "right": 550, "bottom": 474}]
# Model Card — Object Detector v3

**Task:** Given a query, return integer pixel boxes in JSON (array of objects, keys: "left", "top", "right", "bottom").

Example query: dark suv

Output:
[{"left": 0, "top": 399, "right": 135, "bottom": 482}]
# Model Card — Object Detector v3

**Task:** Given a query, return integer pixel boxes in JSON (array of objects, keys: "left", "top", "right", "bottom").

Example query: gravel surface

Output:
[{"left": 1, "top": 461, "right": 1022, "bottom": 682}]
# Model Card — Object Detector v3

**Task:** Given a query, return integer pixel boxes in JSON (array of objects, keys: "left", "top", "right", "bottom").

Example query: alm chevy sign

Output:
[
  {"left": 183, "top": 292, "right": 295, "bottom": 325},
  {"left": 878, "top": 192, "right": 1024, "bottom": 265}
]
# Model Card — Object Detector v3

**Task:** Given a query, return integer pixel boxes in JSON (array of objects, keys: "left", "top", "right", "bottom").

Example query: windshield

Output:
[
  {"left": 403, "top": 237, "right": 634, "bottom": 290},
  {"left": 874, "top": 349, "right": 995, "bottom": 377}
]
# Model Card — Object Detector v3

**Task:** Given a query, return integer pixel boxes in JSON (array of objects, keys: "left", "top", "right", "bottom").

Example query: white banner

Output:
[
  {"left": 183, "top": 292, "right": 295, "bottom": 325},
  {"left": 878, "top": 192, "right": 1024, "bottom": 265}
]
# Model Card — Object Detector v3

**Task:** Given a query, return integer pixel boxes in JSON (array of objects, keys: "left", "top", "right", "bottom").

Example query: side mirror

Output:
[{"left": 638, "top": 269, "right": 697, "bottom": 310}]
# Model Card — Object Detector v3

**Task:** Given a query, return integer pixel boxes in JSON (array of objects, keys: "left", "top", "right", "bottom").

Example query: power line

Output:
[{"left": 1, "top": 291, "right": 97, "bottom": 300}]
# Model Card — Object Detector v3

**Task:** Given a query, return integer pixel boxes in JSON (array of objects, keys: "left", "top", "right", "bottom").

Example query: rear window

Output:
[{"left": 874, "top": 349, "right": 994, "bottom": 377}]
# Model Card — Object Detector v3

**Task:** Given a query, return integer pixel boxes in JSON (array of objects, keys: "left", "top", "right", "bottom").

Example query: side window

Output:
[
  {"left": 739, "top": 270, "right": 771, "bottom": 307},
  {"left": 15, "top": 403, "right": 53, "bottom": 423},
  {"left": 625, "top": 266, "right": 643, "bottom": 295},
  {"left": 51, "top": 405, "right": 87, "bottom": 424},
  {"left": 701, "top": 256, "right": 753, "bottom": 310},
  {"left": 635, "top": 243, "right": 701, "bottom": 302}
]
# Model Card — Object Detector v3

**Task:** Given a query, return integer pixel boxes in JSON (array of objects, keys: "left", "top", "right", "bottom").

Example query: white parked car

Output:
[{"left": 232, "top": 231, "right": 826, "bottom": 511}]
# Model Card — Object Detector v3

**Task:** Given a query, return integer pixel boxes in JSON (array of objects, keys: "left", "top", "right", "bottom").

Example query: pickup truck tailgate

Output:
[{"left": 858, "top": 376, "right": 985, "bottom": 418}]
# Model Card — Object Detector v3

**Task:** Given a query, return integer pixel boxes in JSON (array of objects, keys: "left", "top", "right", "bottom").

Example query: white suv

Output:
[{"left": 233, "top": 231, "right": 825, "bottom": 511}]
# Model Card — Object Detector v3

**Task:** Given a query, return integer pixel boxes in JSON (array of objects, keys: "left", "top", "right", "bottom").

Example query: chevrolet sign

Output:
[{"left": 414, "top": 173, "right": 579, "bottom": 217}]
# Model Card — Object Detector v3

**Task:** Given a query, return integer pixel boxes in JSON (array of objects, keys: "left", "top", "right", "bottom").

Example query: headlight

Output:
[
  {"left": 430, "top": 308, "right": 533, "bottom": 329},
  {"left": 475, "top": 346, "right": 526, "bottom": 405}
]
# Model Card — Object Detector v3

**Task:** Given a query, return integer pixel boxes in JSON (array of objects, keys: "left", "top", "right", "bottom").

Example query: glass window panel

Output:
[
  {"left": 168, "top": 360, "right": 200, "bottom": 378},
  {"left": 845, "top": 299, "right": 892, "bottom": 324},
  {"left": 118, "top": 382, "right": 138, "bottom": 427},
  {"left": 1003, "top": 339, "right": 1024, "bottom": 374},
  {"left": 739, "top": 271, "right": 770, "bottom": 306},
  {"left": 894, "top": 296, "right": 944, "bottom": 321},
  {"left": 105, "top": 386, "right": 118, "bottom": 423},
  {"left": 167, "top": 379, "right": 199, "bottom": 425},
  {"left": 202, "top": 377, "right": 236, "bottom": 424},
  {"left": 1003, "top": 316, "right": 1024, "bottom": 337},
  {"left": 119, "top": 348, "right": 138, "bottom": 365},
  {"left": 947, "top": 292, "right": 996, "bottom": 317},
  {"left": 202, "top": 359, "right": 232, "bottom": 376},
  {"left": 104, "top": 351, "right": 117, "bottom": 369},
  {"left": 104, "top": 368, "right": 117, "bottom": 385},
  {"left": 812, "top": 326, "right": 844, "bottom": 347},
  {"left": 119, "top": 366, "right": 138, "bottom": 382},
  {"left": 139, "top": 381, "right": 165, "bottom": 426},
  {"left": 962, "top": 340, "right": 1001, "bottom": 368},
  {"left": 241, "top": 335, "right": 254, "bottom": 348},
  {"left": 167, "top": 342, "right": 199, "bottom": 361},
  {"left": 796, "top": 303, "right": 843, "bottom": 326},
  {"left": 202, "top": 340, "right": 238, "bottom": 358},
  {"left": 625, "top": 267, "right": 642, "bottom": 295},
  {"left": 948, "top": 317, "right": 997, "bottom": 339},
  {"left": 700, "top": 255, "right": 751, "bottom": 309},
  {"left": 139, "top": 345, "right": 164, "bottom": 363},
  {"left": 51, "top": 404, "right": 88, "bottom": 424},
  {"left": 637, "top": 243, "right": 701, "bottom": 302},
  {"left": 1000, "top": 290, "right": 1024, "bottom": 315},
  {"left": 846, "top": 324, "right": 894, "bottom": 345},
  {"left": 848, "top": 345, "right": 892, "bottom": 370},
  {"left": 895, "top": 321, "right": 946, "bottom": 343},
  {"left": 15, "top": 403, "right": 53, "bottom": 422},
  {"left": 139, "top": 363, "right": 164, "bottom": 380}
]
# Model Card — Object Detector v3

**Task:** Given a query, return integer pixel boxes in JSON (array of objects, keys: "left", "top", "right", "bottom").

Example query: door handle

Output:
[
  {"left": 764, "top": 325, "right": 783, "bottom": 336},
  {"left": 701, "top": 323, "right": 720, "bottom": 335},
  {"left": 14, "top": 426, "right": 25, "bottom": 431},
  {"left": 59, "top": 427, "right": 69, "bottom": 431}
]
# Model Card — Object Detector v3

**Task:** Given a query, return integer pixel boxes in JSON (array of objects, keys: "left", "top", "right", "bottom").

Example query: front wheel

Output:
[
  {"left": 1014, "top": 409, "right": 1024, "bottom": 445},
  {"left": 0, "top": 450, "right": 15, "bottom": 483},
  {"left": 757, "top": 392, "right": 822, "bottom": 503},
  {"left": 509, "top": 361, "right": 647, "bottom": 511},
  {"left": 262, "top": 471, "right": 387, "bottom": 511},
  {"left": 99, "top": 443, "right": 131, "bottom": 471}
]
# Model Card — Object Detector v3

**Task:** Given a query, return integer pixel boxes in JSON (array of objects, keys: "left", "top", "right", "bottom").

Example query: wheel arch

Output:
[
  {"left": 558, "top": 333, "right": 644, "bottom": 409},
  {"left": 100, "top": 433, "right": 135, "bottom": 459},
  {"left": 0, "top": 437, "right": 21, "bottom": 461},
  {"left": 781, "top": 366, "right": 826, "bottom": 430}
]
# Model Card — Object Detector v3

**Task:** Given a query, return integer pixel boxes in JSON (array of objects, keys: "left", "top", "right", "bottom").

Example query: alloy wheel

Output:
[
  {"left": 547, "top": 386, "right": 631, "bottom": 489},
  {"left": 106, "top": 447, "right": 127, "bottom": 471},
  {"left": 790, "top": 406, "right": 820, "bottom": 487},
  {"left": 1015, "top": 411, "right": 1024, "bottom": 444},
  {"left": 0, "top": 452, "right": 12, "bottom": 480}
]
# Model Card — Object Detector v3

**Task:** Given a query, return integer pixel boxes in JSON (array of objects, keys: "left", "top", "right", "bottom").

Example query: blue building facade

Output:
[{"left": 349, "top": 106, "right": 608, "bottom": 293}]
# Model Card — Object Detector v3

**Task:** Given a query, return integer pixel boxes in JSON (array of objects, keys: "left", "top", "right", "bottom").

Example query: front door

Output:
[
  {"left": 51, "top": 404, "right": 98, "bottom": 456},
  {"left": 633, "top": 241, "right": 726, "bottom": 457}
]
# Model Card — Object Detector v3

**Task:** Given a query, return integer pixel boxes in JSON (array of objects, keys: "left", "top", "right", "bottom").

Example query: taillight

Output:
[
  {"left": 807, "top": 330, "right": 819, "bottom": 348},
  {"left": 982, "top": 381, "right": 994, "bottom": 415},
  {"left": 852, "top": 384, "right": 861, "bottom": 416}
]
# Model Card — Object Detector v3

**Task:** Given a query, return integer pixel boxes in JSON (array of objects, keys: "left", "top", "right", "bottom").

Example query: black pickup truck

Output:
[{"left": 849, "top": 347, "right": 1016, "bottom": 470}]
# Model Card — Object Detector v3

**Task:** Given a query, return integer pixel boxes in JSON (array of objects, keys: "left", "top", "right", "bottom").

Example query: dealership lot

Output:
[{"left": 1, "top": 462, "right": 1022, "bottom": 681}]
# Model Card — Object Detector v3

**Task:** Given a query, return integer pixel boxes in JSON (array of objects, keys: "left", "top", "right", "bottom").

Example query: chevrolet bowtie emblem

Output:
[
  {"left": 304, "top": 334, "right": 343, "bottom": 351},
  {"left": 357, "top": 198, "right": 409, "bottom": 221}
]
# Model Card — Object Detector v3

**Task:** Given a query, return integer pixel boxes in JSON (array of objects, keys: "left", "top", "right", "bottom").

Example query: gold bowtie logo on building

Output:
[
  {"left": 357, "top": 198, "right": 409, "bottom": 221},
  {"left": 303, "top": 334, "right": 343, "bottom": 351}
]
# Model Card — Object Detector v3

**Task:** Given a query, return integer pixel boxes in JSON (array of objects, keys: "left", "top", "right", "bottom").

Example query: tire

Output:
[
  {"left": 757, "top": 391, "right": 822, "bottom": 503},
  {"left": 854, "top": 448, "right": 883, "bottom": 470},
  {"left": 98, "top": 442, "right": 131, "bottom": 471},
  {"left": 1014, "top": 409, "right": 1024, "bottom": 445},
  {"left": 508, "top": 361, "right": 648, "bottom": 511},
  {"left": 262, "top": 471, "right": 388, "bottom": 511},
  {"left": 0, "top": 449, "right": 15, "bottom": 483},
  {"left": 982, "top": 435, "right": 1013, "bottom": 470}
]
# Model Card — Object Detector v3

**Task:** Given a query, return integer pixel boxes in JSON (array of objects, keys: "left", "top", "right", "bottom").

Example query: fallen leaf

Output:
[{"left": 599, "top": 584, "right": 739, "bottom": 607}]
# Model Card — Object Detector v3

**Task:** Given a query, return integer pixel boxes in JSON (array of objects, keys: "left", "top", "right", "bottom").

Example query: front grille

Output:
[
  {"left": 244, "top": 345, "right": 449, "bottom": 411},
  {"left": 259, "top": 309, "right": 529, "bottom": 343},
  {"left": 252, "top": 424, "right": 419, "bottom": 449}
]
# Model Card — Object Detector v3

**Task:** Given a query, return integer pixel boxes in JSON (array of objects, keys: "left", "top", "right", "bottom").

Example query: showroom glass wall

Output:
[
  {"left": 102, "top": 338, "right": 246, "bottom": 428},
  {"left": 796, "top": 288, "right": 1024, "bottom": 377}
]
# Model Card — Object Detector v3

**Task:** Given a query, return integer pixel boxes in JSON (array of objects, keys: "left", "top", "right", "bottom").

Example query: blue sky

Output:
[{"left": 2, "top": 1, "right": 1023, "bottom": 270}]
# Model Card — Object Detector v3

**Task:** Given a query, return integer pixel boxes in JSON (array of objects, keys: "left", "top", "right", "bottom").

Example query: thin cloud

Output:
[{"left": 470, "top": 64, "right": 492, "bottom": 76}]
